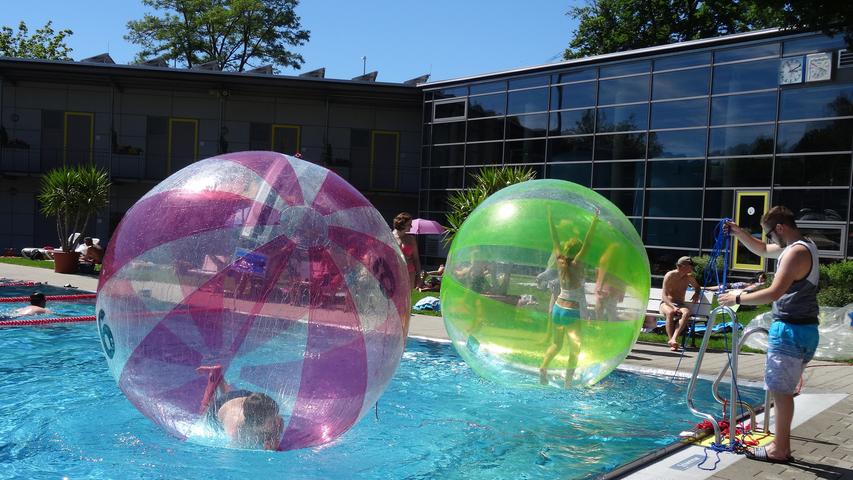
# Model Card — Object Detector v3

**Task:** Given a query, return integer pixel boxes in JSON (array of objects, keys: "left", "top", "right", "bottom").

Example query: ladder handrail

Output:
[{"left": 712, "top": 326, "right": 771, "bottom": 433}]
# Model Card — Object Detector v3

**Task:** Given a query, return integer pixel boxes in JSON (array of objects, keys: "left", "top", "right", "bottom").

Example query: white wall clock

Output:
[
  {"left": 779, "top": 56, "right": 804, "bottom": 85},
  {"left": 805, "top": 52, "right": 832, "bottom": 82}
]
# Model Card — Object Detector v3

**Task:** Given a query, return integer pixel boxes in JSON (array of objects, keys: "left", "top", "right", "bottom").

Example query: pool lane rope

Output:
[
  {"left": 0, "top": 315, "right": 96, "bottom": 327},
  {"left": 0, "top": 281, "right": 40, "bottom": 288},
  {"left": 0, "top": 293, "right": 96, "bottom": 303}
]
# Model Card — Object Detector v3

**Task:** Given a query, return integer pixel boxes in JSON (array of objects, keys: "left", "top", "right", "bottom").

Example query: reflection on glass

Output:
[
  {"left": 593, "top": 161, "right": 644, "bottom": 188},
  {"left": 468, "top": 93, "right": 507, "bottom": 118},
  {"left": 598, "top": 76, "right": 650, "bottom": 105},
  {"left": 780, "top": 85, "right": 853, "bottom": 121},
  {"left": 550, "top": 83, "right": 597, "bottom": 110},
  {"left": 507, "top": 88, "right": 549, "bottom": 114},
  {"left": 431, "top": 121, "right": 466, "bottom": 144},
  {"left": 600, "top": 61, "right": 650, "bottom": 77},
  {"left": 506, "top": 114, "right": 549, "bottom": 139},
  {"left": 708, "top": 125, "right": 774, "bottom": 156},
  {"left": 548, "top": 136, "right": 593, "bottom": 162},
  {"left": 509, "top": 76, "right": 549, "bottom": 90},
  {"left": 596, "top": 104, "right": 649, "bottom": 132},
  {"left": 430, "top": 167, "right": 464, "bottom": 189},
  {"left": 466, "top": 142, "right": 503, "bottom": 165},
  {"left": 652, "top": 68, "right": 710, "bottom": 100},
  {"left": 711, "top": 92, "right": 776, "bottom": 125},
  {"left": 706, "top": 157, "right": 772, "bottom": 187},
  {"left": 428, "top": 191, "right": 448, "bottom": 211},
  {"left": 796, "top": 226, "right": 843, "bottom": 252},
  {"left": 595, "top": 133, "right": 648, "bottom": 160},
  {"left": 776, "top": 119, "right": 853, "bottom": 153},
  {"left": 650, "top": 99, "right": 708, "bottom": 129},
  {"left": 595, "top": 189, "right": 643, "bottom": 216},
  {"left": 469, "top": 81, "right": 506, "bottom": 95},
  {"left": 774, "top": 155, "right": 852, "bottom": 187},
  {"left": 434, "top": 86, "right": 468, "bottom": 99},
  {"left": 648, "top": 129, "right": 707, "bottom": 158},
  {"left": 773, "top": 189, "right": 848, "bottom": 222},
  {"left": 712, "top": 59, "right": 778, "bottom": 94},
  {"left": 505, "top": 139, "right": 546, "bottom": 164},
  {"left": 547, "top": 162, "right": 592, "bottom": 186},
  {"left": 645, "top": 191, "right": 703, "bottom": 218},
  {"left": 549, "top": 109, "right": 595, "bottom": 136},
  {"left": 647, "top": 159, "right": 704, "bottom": 187},
  {"left": 783, "top": 35, "right": 846, "bottom": 55},
  {"left": 434, "top": 100, "right": 466, "bottom": 120},
  {"left": 431, "top": 145, "right": 465, "bottom": 167},
  {"left": 551, "top": 69, "right": 596, "bottom": 84},
  {"left": 467, "top": 118, "right": 505, "bottom": 142},
  {"left": 715, "top": 43, "right": 779, "bottom": 63},
  {"left": 654, "top": 53, "right": 712, "bottom": 71},
  {"left": 644, "top": 220, "right": 701, "bottom": 248},
  {"left": 704, "top": 190, "right": 735, "bottom": 219}
]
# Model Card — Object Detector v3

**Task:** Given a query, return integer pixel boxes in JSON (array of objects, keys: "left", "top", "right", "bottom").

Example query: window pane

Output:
[
  {"left": 434, "top": 100, "right": 466, "bottom": 120},
  {"left": 547, "top": 136, "right": 593, "bottom": 162},
  {"left": 797, "top": 226, "right": 843, "bottom": 252},
  {"left": 783, "top": 35, "right": 846, "bottom": 55},
  {"left": 780, "top": 84, "right": 853, "bottom": 121},
  {"left": 434, "top": 86, "right": 467, "bottom": 99},
  {"left": 712, "top": 59, "right": 779, "bottom": 94},
  {"left": 654, "top": 53, "right": 712, "bottom": 71},
  {"left": 549, "top": 109, "right": 595, "bottom": 136},
  {"left": 468, "top": 93, "right": 506, "bottom": 118},
  {"left": 506, "top": 113, "right": 549, "bottom": 139},
  {"left": 550, "top": 83, "right": 597, "bottom": 110},
  {"left": 706, "top": 157, "right": 772, "bottom": 187},
  {"left": 598, "top": 76, "right": 650, "bottom": 105},
  {"left": 427, "top": 191, "right": 448, "bottom": 211},
  {"left": 650, "top": 99, "right": 708, "bottom": 129},
  {"left": 600, "top": 61, "right": 650, "bottom": 77},
  {"left": 708, "top": 125, "right": 775, "bottom": 156},
  {"left": 596, "top": 189, "right": 643, "bottom": 216},
  {"left": 776, "top": 119, "right": 853, "bottom": 153},
  {"left": 431, "top": 121, "right": 465, "bottom": 144},
  {"left": 421, "top": 145, "right": 431, "bottom": 167},
  {"left": 715, "top": 43, "right": 779, "bottom": 63},
  {"left": 593, "top": 161, "right": 644, "bottom": 188},
  {"left": 466, "top": 142, "right": 503, "bottom": 165},
  {"left": 652, "top": 68, "right": 711, "bottom": 100},
  {"left": 647, "top": 159, "right": 705, "bottom": 187},
  {"left": 647, "top": 247, "right": 699, "bottom": 275},
  {"left": 551, "top": 69, "right": 596, "bottom": 83},
  {"left": 507, "top": 88, "right": 548, "bottom": 114},
  {"left": 704, "top": 190, "right": 735, "bottom": 219},
  {"left": 469, "top": 81, "right": 506, "bottom": 95},
  {"left": 773, "top": 189, "right": 848, "bottom": 222},
  {"left": 648, "top": 129, "right": 708, "bottom": 158},
  {"left": 429, "top": 167, "right": 463, "bottom": 189},
  {"left": 547, "top": 162, "right": 591, "bottom": 186},
  {"left": 431, "top": 144, "right": 465, "bottom": 167},
  {"left": 644, "top": 220, "right": 701, "bottom": 247},
  {"left": 774, "top": 154, "right": 852, "bottom": 187},
  {"left": 597, "top": 104, "right": 649, "bottom": 132},
  {"left": 509, "top": 76, "right": 549, "bottom": 89},
  {"left": 505, "top": 139, "right": 546, "bottom": 164},
  {"left": 645, "top": 191, "right": 703, "bottom": 218},
  {"left": 467, "top": 118, "right": 504, "bottom": 142},
  {"left": 711, "top": 92, "right": 777, "bottom": 125},
  {"left": 595, "top": 133, "right": 647, "bottom": 160}
]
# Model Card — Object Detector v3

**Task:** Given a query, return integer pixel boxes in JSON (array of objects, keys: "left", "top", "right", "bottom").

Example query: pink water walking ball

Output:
[{"left": 96, "top": 152, "right": 410, "bottom": 451}]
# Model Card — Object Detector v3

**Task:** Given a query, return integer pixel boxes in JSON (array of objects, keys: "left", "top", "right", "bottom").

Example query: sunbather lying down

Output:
[{"left": 196, "top": 365, "right": 284, "bottom": 451}]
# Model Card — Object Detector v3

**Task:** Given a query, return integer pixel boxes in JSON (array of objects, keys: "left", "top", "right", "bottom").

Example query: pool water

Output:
[{"left": 0, "top": 295, "right": 764, "bottom": 479}]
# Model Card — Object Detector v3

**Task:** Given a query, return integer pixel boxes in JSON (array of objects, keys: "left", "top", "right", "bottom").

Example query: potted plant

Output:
[{"left": 38, "top": 164, "right": 111, "bottom": 273}]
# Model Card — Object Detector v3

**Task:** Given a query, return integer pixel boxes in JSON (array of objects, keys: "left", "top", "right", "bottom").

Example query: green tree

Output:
[
  {"left": 0, "top": 21, "right": 73, "bottom": 60},
  {"left": 754, "top": 0, "right": 853, "bottom": 46},
  {"left": 126, "top": 0, "right": 309, "bottom": 72}
]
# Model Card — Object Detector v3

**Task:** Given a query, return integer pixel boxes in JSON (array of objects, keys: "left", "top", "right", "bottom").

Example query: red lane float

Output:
[
  {"left": 0, "top": 281, "right": 39, "bottom": 288},
  {"left": 0, "top": 315, "right": 96, "bottom": 327},
  {"left": 0, "top": 293, "right": 97, "bottom": 303}
]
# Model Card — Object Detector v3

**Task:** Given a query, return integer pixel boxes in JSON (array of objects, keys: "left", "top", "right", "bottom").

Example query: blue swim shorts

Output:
[
  {"left": 765, "top": 320, "right": 819, "bottom": 395},
  {"left": 552, "top": 304, "right": 580, "bottom": 326}
]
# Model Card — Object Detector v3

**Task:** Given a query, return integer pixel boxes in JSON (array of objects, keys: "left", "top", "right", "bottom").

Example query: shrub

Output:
[
  {"left": 690, "top": 255, "right": 724, "bottom": 286},
  {"left": 818, "top": 260, "right": 853, "bottom": 307}
]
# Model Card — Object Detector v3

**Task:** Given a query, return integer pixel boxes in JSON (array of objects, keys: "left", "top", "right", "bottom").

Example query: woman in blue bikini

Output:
[{"left": 539, "top": 207, "right": 599, "bottom": 387}]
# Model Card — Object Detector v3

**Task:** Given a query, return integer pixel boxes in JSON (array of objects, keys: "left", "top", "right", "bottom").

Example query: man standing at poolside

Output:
[
  {"left": 660, "top": 256, "right": 701, "bottom": 351},
  {"left": 719, "top": 206, "right": 819, "bottom": 464}
]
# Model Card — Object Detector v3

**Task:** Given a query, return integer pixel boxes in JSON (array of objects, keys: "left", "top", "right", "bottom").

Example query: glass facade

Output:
[{"left": 421, "top": 32, "right": 853, "bottom": 272}]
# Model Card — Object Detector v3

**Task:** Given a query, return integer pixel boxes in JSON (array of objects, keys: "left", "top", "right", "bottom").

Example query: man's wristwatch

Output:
[{"left": 735, "top": 293, "right": 742, "bottom": 305}]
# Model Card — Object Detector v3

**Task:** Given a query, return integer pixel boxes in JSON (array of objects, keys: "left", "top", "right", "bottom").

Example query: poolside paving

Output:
[{"left": 2, "top": 262, "right": 851, "bottom": 479}]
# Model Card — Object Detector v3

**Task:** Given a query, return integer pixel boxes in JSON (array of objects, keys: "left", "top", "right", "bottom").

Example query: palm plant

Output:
[
  {"left": 38, "top": 164, "right": 111, "bottom": 252},
  {"left": 443, "top": 166, "right": 536, "bottom": 246}
]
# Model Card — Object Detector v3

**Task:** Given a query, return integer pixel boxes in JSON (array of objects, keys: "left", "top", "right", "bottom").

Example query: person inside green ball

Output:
[{"left": 539, "top": 206, "right": 599, "bottom": 387}]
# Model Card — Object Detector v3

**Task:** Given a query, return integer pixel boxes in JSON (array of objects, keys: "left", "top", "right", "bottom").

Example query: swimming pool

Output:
[{"left": 0, "top": 293, "right": 764, "bottom": 479}]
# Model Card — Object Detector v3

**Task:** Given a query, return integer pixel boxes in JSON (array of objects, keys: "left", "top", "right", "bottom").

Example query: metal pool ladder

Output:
[{"left": 685, "top": 306, "right": 771, "bottom": 446}]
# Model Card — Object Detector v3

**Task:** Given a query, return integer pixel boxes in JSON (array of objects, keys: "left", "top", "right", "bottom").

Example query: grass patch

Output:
[{"left": 0, "top": 257, "right": 55, "bottom": 270}]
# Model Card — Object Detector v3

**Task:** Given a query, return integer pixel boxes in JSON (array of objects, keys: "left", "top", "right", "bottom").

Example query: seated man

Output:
[
  {"left": 660, "top": 256, "right": 701, "bottom": 351},
  {"left": 3, "top": 292, "right": 52, "bottom": 318},
  {"left": 197, "top": 365, "right": 284, "bottom": 451},
  {"left": 80, "top": 237, "right": 104, "bottom": 264}
]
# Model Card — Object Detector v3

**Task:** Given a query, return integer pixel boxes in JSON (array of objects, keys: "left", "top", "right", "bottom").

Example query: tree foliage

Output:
[
  {"left": 564, "top": 0, "right": 853, "bottom": 59},
  {"left": 126, "top": 0, "right": 309, "bottom": 72},
  {"left": 0, "top": 21, "right": 73, "bottom": 60}
]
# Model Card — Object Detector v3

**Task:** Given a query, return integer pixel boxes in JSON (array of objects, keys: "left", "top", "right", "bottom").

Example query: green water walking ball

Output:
[{"left": 441, "top": 179, "right": 650, "bottom": 388}]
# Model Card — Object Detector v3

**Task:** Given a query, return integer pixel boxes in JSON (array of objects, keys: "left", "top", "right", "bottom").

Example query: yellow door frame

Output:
[
  {"left": 167, "top": 118, "right": 199, "bottom": 173},
  {"left": 63, "top": 112, "right": 94, "bottom": 164},
  {"left": 732, "top": 190, "right": 769, "bottom": 271},
  {"left": 370, "top": 130, "right": 400, "bottom": 190},
  {"left": 271, "top": 124, "right": 301, "bottom": 154}
]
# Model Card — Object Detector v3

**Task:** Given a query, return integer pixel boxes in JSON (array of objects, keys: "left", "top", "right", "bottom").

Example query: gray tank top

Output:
[{"left": 771, "top": 239, "right": 820, "bottom": 324}]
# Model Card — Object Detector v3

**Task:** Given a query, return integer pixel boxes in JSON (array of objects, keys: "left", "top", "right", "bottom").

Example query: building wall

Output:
[
  {"left": 0, "top": 76, "right": 421, "bottom": 250},
  {"left": 420, "top": 32, "right": 853, "bottom": 277}
]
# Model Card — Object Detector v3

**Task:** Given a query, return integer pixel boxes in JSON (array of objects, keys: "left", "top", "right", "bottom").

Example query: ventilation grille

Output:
[{"left": 839, "top": 49, "right": 853, "bottom": 68}]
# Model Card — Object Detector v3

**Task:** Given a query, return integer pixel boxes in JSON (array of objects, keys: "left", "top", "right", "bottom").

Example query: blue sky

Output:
[{"left": 3, "top": 1, "right": 580, "bottom": 83}]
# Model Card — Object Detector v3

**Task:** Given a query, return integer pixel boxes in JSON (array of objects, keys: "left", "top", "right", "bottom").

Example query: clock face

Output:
[
  {"left": 779, "top": 57, "right": 804, "bottom": 85},
  {"left": 806, "top": 52, "right": 832, "bottom": 82}
]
